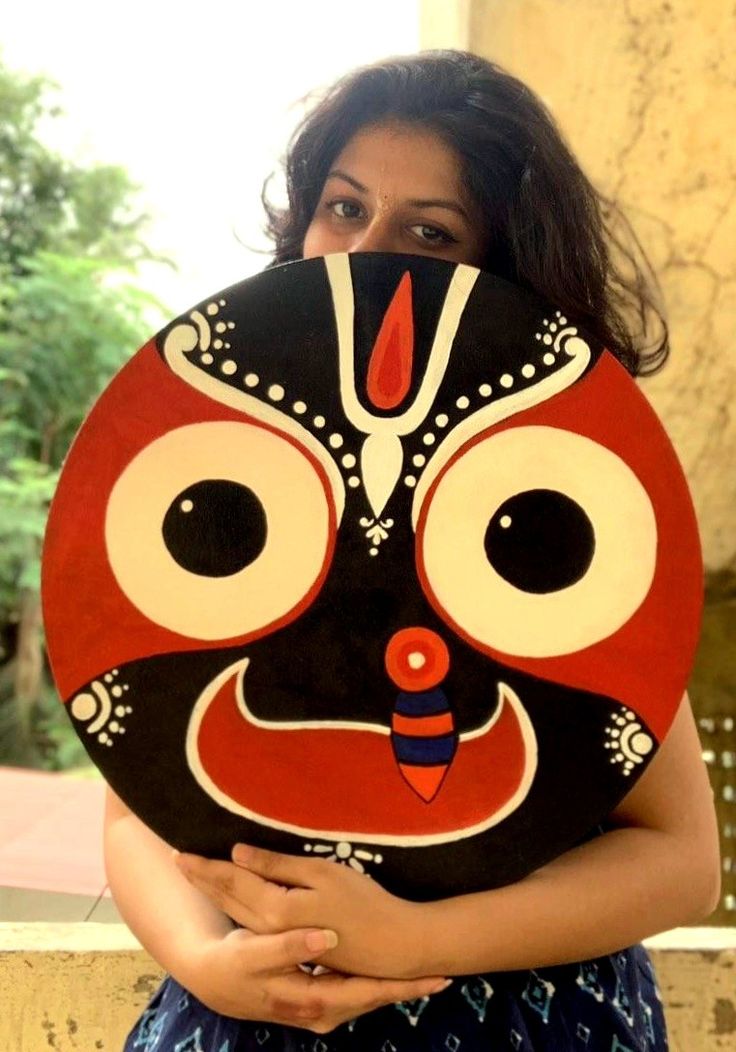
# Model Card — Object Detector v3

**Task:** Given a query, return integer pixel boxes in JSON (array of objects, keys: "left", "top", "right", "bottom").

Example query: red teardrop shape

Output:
[{"left": 366, "top": 271, "right": 414, "bottom": 409}]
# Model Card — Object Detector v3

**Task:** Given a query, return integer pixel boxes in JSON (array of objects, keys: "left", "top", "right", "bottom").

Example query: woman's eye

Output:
[
  {"left": 329, "top": 199, "right": 363, "bottom": 220},
  {"left": 409, "top": 224, "right": 455, "bottom": 245}
]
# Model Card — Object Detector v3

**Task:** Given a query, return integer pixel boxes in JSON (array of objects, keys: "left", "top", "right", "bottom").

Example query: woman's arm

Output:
[
  {"left": 103, "top": 784, "right": 237, "bottom": 979},
  {"left": 175, "top": 692, "right": 721, "bottom": 979},
  {"left": 103, "top": 786, "right": 449, "bottom": 1027},
  {"left": 414, "top": 692, "right": 721, "bottom": 976}
]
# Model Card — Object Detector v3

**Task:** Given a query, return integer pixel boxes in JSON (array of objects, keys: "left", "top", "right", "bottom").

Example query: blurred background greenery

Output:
[
  {"left": 0, "top": 58, "right": 167, "bottom": 773},
  {"left": 0, "top": 1, "right": 419, "bottom": 778}
]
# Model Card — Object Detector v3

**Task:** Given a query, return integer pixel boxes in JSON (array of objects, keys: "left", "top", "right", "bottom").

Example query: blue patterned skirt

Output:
[{"left": 123, "top": 944, "right": 667, "bottom": 1052}]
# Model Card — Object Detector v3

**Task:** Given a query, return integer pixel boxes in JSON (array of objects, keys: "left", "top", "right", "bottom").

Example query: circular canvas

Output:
[{"left": 42, "top": 254, "right": 703, "bottom": 899}]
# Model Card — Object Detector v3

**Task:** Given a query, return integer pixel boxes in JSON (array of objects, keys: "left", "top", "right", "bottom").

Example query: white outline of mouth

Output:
[{"left": 186, "top": 657, "right": 538, "bottom": 846}]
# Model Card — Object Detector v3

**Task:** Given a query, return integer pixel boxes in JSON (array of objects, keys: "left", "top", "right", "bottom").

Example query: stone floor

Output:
[{"left": 0, "top": 885, "right": 121, "bottom": 923}]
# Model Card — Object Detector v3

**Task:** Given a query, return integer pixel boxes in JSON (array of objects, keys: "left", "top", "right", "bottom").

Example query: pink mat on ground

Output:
[{"left": 0, "top": 766, "right": 110, "bottom": 898}]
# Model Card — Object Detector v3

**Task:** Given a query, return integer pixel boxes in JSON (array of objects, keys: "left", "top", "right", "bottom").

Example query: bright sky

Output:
[{"left": 3, "top": 1, "right": 420, "bottom": 314}]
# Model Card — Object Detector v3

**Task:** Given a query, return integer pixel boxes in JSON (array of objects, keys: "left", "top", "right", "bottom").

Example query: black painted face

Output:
[{"left": 42, "top": 254, "right": 702, "bottom": 899}]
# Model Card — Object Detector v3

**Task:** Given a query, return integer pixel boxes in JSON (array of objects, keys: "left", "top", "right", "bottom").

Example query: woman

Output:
[{"left": 112, "top": 50, "right": 720, "bottom": 1051}]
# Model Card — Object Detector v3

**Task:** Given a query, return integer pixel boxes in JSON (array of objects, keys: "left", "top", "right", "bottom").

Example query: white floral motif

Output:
[
  {"left": 302, "top": 840, "right": 384, "bottom": 874},
  {"left": 604, "top": 707, "right": 654, "bottom": 776},
  {"left": 359, "top": 516, "right": 395, "bottom": 556}
]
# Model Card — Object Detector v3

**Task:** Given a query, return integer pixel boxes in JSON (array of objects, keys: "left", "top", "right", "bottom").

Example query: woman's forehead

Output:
[{"left": 330, "top": 121, "right": 467, "bottom": 200}]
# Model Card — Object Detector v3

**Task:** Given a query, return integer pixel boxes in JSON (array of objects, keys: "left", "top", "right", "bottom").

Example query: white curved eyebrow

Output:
[
  {"left": 410, "top": 336, "right": 592, "bottom": 530},
  {"left": 162, "top": 321, "right": 346, "bottom": 522}
]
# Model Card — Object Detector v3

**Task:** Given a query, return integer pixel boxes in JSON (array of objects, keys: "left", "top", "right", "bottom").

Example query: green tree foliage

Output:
[
  {"left": 0, "top": 253, "right": 157, "bottom": 468},
  {"left": 0, "top": 57, "right": 166, "bottom": 770}
]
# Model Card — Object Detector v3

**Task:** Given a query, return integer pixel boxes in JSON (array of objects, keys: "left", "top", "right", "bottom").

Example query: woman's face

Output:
[{"left": 303, "top": 121, "right": 488, "bottom": 268}]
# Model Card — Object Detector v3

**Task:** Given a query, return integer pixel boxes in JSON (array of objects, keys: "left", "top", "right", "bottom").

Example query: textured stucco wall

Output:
[
  {"left": 0, "top": 924, "right": 163, "bottom": 1052},
  {"left": 654, "top": 949, "right": 736, "bottom": 1049},
  {"left": 466, "top": 0, "right": 736, "bottom": 570}
]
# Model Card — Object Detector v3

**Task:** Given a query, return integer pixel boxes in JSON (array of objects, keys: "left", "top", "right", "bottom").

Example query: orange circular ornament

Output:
[{"left": 385, "top": 626, "right": 451, "bottom": 692}]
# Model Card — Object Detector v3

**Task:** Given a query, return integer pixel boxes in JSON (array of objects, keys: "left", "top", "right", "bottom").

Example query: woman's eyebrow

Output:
[
  {"left": 325, "top": 170, "right": 367, "bottom": 192},
  {"left": 324, "top": 172, "right": 470, "bottom": 222},
  {"left": 408, "top": 198, "right": 470, "bottom": 221}
]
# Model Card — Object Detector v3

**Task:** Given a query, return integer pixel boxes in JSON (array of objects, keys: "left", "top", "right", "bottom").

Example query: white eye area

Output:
[
  {"left": 105, "top": 421, "right": 333, "bottom": 640},
  {"left": 418, "top": 425, "right": 657, "bottom": 658}
]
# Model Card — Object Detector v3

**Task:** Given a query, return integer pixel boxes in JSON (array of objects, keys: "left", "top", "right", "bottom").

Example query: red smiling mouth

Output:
[{"left": 186, "top": 658, "right": 537, "bottom": 846}]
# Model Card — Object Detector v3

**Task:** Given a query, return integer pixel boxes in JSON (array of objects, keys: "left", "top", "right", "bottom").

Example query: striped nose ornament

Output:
[{"left": 385, "top": 627, "right": 457, "bottom": 802}]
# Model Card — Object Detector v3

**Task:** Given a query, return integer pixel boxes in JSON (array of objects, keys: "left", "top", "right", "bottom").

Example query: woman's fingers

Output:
[
  {"left": 232, "top": 843, "right": 333, "bottom": 886},
  {"left": 210, "top": 927, "right": 450, "bottom": 1032},
  {"left": 250, "top": 926, "right": 340, "bottom": 970},
  {"left": 228, "top": 925, "right": 447, "bottom": 1030},
  {"left": 173, "top": 854, "right": 254, "bottom": 926},
  {"left": 339, "top": 973, "right": 452, "bottom": 1011},
  {"left": 174, "top": 851, "right": 296, "bottom": 931},
  {"left": 273, "top": 969, "right": 452, "bottom": 1033}
]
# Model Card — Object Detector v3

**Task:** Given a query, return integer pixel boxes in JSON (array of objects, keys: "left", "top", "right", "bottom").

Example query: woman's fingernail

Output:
[
  {"left": 306, "top": 929, "right": 339, "bottom": 952},
  {"left": 232, "top": 843, "right": 252, "bottom": 865},
  {"left": 430, "top": 979, "right": 453, "bottom": 993}
]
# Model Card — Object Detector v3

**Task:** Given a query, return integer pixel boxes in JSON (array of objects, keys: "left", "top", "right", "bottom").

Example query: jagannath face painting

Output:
[{"left": 42, "top": 253, "right": 702, "bottom": 900}]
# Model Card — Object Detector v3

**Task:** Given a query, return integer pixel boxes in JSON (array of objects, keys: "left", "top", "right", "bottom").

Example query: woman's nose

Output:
[{"left": 350, "top": 216, "right": 399, "bottom": 254}]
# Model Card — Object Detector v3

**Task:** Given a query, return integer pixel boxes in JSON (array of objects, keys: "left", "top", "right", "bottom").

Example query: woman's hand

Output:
[
  {"left": 178, "top": 694, "right": 720, "bottom": 978},
  {"left": 189, "top": 925, "right": 450, "bottom": 1033},
  {"left": 174, "top": 845, "right": 428, "bottom": 979},
  {"left": 104, "top": 787, "right": 449, "bottom": 1033}
]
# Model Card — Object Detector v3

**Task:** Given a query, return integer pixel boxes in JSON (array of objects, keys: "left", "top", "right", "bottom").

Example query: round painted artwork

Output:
[{"left": 42, "top": 254, "right": 703, "bottom": 900}]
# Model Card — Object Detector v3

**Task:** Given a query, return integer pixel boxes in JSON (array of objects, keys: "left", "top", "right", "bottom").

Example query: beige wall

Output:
[{"left": 424, "top": 0, "right": 736, "bottom": 571}]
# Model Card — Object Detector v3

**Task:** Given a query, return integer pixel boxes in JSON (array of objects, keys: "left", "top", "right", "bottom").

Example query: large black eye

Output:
[
  {"left": 162, "top": 479, "right": 267, "bottom": 577},
  {"left": 484, "top": 489, "right": 595, "bottom": 594}
]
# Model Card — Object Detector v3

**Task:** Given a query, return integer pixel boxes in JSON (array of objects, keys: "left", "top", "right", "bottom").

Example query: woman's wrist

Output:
[
  {"left": 392, "top": 899, "right": 437, "bottom": 980},
  {"left": 175, "top": 934, "right": 222, "bottom": 1009}
]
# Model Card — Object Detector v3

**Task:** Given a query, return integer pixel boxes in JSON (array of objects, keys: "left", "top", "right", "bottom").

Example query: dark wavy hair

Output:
[{"left": 263, "top": 50, "right": 668, "bottom": 377}]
